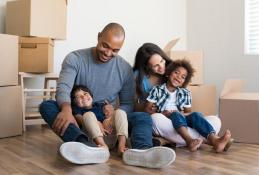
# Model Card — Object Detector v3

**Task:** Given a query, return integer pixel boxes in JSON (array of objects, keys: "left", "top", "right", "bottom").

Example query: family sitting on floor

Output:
[{"left": 40, "top": 22, "right": 233, "bottom": 169}]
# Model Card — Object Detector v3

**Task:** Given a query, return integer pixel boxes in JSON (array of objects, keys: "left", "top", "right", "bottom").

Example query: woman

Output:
[{"left": 133, "top": 43, "right": 222, "bottom": 147}]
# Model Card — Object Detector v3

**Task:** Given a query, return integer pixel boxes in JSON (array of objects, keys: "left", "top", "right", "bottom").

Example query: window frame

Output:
[{"left": 245, "top": 0, "right": 259, "bottom": 55}]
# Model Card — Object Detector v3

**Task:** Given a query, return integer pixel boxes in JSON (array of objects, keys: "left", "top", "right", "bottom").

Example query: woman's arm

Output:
[
  {"left": 182, "top": 107, "right": 192, "bottom": 116},
  {"left": 145, "top": 101, "right": 157, "bottom": 114},
  {"left": 134, "top": 92, "right": 146, "bottom": 112}
]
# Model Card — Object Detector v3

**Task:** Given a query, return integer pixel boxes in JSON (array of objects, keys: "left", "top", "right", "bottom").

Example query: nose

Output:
[
  {"left": 158, "top": 64, "right": 164, "bottom": 71},
  {"left": 105, "top": 49, "right": 113, "bottom": 57}
]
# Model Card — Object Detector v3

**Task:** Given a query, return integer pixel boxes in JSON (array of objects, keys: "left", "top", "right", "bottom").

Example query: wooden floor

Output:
[{"left": 1, "top": 126, "right": 259, "bottom": 175}]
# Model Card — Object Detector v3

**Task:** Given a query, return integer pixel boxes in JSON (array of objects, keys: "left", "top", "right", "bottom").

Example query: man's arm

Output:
[
  {"left": 56, "top": 52, "right": 79, "bottom": 106},
  {"left": 54, "top": 53, "right": 79, "bottom": 136},
  {"left": 119, "top": 68, "right": 135, "bottom": 113}
]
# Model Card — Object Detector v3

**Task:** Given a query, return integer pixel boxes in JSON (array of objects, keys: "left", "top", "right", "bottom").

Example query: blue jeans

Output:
[
  {"left": 169, "top": 111, "right": 215, "bottom": 138},
  {"left": 39, "top": 100, "right": 93, "bottom": 146},
  {"left": 127, "top": 112, "right": 153, "bottom": 149}
]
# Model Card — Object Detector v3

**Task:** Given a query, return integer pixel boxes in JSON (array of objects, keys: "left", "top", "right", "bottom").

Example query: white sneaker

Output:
[
  {"left": 123, "top": 146, "right": 176, "bottom": 168},
  {"left": 59, "top": 142, "right": 110, "bottom": 164}
]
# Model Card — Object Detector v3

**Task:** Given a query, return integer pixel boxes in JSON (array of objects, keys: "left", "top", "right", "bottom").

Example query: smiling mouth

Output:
[
  {"left": 100, "top": 54, "right": 111, "bottom": 61},
  {"left": 173, "top": 79, "right": 180, "bottom": 84}
]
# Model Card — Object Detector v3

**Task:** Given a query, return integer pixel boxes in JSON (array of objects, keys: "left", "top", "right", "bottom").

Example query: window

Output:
[{"left": 245, "top": 0, "right": 259, "bottom": 55}]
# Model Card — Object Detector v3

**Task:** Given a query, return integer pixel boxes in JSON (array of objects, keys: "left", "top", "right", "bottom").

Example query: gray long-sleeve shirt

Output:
[{"left": 56, "top": 47, "right": 135, "bottom": 113}]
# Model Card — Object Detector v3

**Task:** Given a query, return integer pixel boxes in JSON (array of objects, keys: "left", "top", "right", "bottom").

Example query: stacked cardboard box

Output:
[
  {"left": 187, "top": 85, "right": 216, "bottom": 116},
  {"left": 220, "top": 79, "right": 259, "bottom": 144},
  {"left": 0, "top": 34, "right": 22, "bottom": 138},
  {"left": 164, "top": 38, "right": 216, "bottom": 115},
  {"left": 6, "top": 0, "right": 67, "bottom": 73},
  {"left": 6, "top": 0, "right": 67, "bottom": 39},
  {"left": 19, "top": 37, "right": 54, "bottom": 73}
]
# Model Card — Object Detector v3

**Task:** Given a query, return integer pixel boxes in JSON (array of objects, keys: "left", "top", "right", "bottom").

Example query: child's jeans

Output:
[
  {"left": 81, "top": 109, "right": 128, "bottom": 149},
  {"left": 169, "top": 111, "right": 215, "bottom": 138}
]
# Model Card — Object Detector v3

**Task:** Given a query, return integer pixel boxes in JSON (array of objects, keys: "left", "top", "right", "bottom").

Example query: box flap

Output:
[
  {"left": 163, "top": 38, "right": 180, "bottom": 52},
  {"left": 220, "top": 79, "right": 244, "bottom": 98},
  {"left": 223, "top": 92, "right": 259, "bottom": 100},
  {"left": 19, "top": 37, "right": 54, "bottom": 46}
]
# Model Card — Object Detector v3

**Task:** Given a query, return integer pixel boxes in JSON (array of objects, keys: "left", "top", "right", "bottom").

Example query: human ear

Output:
[{"left": 97, "top": 32, "right": 102, "bottom": 40}]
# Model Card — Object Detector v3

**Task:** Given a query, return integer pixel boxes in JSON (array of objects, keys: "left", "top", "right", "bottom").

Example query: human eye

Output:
[
  {"left": 113, "top": 49, "right": 120, "bottom": 53},
  {"left": 102, "top": 43, "right": 109, "bottom": 49},
  {"left": 161, "top": 59, "right": 165, "bottom": 63},
  {"left": 84, "top": 92, "right": 90, "bottom": 96},
  {"left": 74, "top": 96, "right": 80, "bottom": 101},
  {"left": 152, "top": 65, "right": 159, "bottom": 69}
]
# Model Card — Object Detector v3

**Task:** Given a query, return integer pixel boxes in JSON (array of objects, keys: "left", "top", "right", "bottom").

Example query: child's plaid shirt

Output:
[{"left": 146, "top": 83, "right": 192, "bottom": 112}]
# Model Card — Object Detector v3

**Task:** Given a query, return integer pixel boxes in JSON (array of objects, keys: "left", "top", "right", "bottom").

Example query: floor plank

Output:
[{"left": 0, "top": 125, "right": 259, "bottom": 175}]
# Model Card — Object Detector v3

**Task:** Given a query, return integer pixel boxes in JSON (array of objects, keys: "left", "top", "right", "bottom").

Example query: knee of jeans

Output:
[
  {"left": 39, "top": 100, "right": 57, "bottom": 118},
  {"left": 192, "top": 112, "right": 204, "bottom": 118},
  {"left": 190, "top": 112, "right": 204, "bottom": 122},
  {"left": 133, "top": 112, "right": 152, "bottom": 125},
  {"left": 170, "top": 111, "right": 182, "bottom": 118}
]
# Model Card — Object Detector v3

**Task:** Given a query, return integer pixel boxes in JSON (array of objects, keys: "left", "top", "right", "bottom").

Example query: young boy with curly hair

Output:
[{"left": 145, "top": 59, "right": 232, "bottom": 152}]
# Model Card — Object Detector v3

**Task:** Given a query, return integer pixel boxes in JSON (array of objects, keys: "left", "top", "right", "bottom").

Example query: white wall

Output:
[
  {"left": 187, "top": 0, "right": 259, "bottom": 110},
  {"left": 0, "top": 0, "right": 187, "bottom": 74},
  {"left": 0, "top": 0, "right": 186, "bottom": 88},
  {"left": 54, "top": 0, "right": 187, "bottom": 73}
]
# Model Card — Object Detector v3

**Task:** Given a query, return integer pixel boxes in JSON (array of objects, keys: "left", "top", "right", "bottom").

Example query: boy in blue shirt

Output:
[{"left": 71, "top": 85, "right": 128, "bottom": 156}]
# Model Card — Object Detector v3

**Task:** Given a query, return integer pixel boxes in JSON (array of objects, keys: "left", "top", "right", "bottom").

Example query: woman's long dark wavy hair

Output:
[{"left": 133, "top": 43, "right": 172, "bottom": 96}]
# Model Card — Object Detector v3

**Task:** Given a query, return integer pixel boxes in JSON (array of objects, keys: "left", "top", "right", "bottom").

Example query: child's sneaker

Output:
[
  {"left": 59, "top": 142, "right": 110, "bottom": 164},
  {"left": 122, "top": 146, "right": 176, "bottom": 168}
]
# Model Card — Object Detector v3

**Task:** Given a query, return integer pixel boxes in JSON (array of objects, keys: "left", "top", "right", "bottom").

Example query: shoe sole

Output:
[
  {"left": 123, "top": 146, "right": 176, "bottom": 168},
  {"left": 59, "top": 142, "right": 110, "bottom": 164}
]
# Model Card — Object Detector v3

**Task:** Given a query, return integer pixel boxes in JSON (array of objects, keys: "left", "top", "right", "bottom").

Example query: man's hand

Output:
[
  {"left": 52, "top": 103, "right": 79, "bottom": 136},
  {"left": 103, "top": 100, "right": 114, "bottom": 119}
]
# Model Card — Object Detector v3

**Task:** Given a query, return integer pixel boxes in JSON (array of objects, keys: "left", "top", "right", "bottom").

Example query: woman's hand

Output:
[
  {"left": 145, "top": 101, "right": 157, "bottom": 114},
  {"left": 162, "top": 110, "right": 172, "bottom": 117}
]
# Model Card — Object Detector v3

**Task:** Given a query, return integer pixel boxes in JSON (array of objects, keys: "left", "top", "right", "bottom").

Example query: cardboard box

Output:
[
  {"left": 0, "top": 86, "right": 23, "bottom": 138},
  {"left": 219, "top": 79, "right": 259, "bottom": 144},
  {"left": 164, "top": 38, "right": 203, "bottom": 85},
  {"left": 0, "top": 34, "right": 18, "bottom": 86},
  {"left": 19, "top": 37, "right": 54, "bottom": 73},
  {"left": 6, "top": 0, "right": 67, "bottom": 39},
  {"left": 187, "top": 85, "right": 216, "bottom": 116}
]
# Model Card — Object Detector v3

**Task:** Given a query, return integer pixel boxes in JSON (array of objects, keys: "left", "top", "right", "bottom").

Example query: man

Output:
[{"left": 40, "top": 23, "right": 175, "bottom": 168}]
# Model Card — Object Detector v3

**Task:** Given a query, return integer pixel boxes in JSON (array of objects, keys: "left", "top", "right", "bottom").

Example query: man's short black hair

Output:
[{"left": 101, "top": 22, "right": 125, "bottom": 38}]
